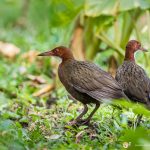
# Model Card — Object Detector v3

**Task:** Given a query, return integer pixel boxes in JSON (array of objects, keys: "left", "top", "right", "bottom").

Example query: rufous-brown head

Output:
[
  {"left": 38, "top": 46, "right": 74, "bottom": 61},
  {"left": 125, "top": 40, "right": 147, "bottom": 61}
]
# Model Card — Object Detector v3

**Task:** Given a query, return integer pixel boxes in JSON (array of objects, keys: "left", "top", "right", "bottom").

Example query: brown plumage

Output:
[
  {"left": 116, "top": 40, "right": 150, "bottom": 109},
  {"left": 38, "top": 46, "right": 125, "bottom": 125}
]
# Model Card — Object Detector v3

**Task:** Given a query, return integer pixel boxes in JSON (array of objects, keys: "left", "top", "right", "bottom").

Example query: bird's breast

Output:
[
  {"left": 58, "top": 63, "right": 73, "bottom": 91},
  {"left": 58, "top": 63, "right": 97, "bottom": 104}
]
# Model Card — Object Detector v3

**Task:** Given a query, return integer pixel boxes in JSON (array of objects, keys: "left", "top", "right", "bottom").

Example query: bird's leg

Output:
[
  {"left": 68, "top": 104, "right": 88, "bottom": 126},
  {"left": 81, "top": 103, "right": 100, "bottom": 125}
]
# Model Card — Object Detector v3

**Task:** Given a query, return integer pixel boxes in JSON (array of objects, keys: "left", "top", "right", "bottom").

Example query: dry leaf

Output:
[
  {"left": 27, "top": 74, "right": 46, "bottom": 84},
  {"left": 75, "top": 131, "right": 84, "bottom": 143},
  {"left": 48, "top": 134, "right": 61, "bottom": 140},
  {"left": 33, "top": 84, "right": 55, "bottom": 97},
  {"left": 88, "top": 129, "right": 97, "bottom": 140},
  {"left": 21, "top": 50, "right": 38, "bottom": 63},
  {"left": 0, "top": 41, "right": 20, "bottom": 58}
]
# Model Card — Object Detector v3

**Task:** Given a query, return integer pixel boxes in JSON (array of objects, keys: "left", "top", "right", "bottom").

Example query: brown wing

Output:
[
  {"left": 69, "top": 61, "right": 124, "bottom": 102},
  {"left": 116, "top": 61, "right": 150, "bottom": 105}
]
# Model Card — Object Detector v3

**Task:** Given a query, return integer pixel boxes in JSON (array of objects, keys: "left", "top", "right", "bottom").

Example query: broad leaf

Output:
[
  {"left": 85, "top": 0, "right": 118, "bottom": 17},
  {"left": 120, "top": 0, "right": 150, "bottom": 11},
  {"left": 85, "top": 0, "right": 150, "bottom": 17}
]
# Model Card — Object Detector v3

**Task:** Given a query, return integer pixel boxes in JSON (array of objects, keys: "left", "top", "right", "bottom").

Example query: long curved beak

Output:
[
  {"left": 38, "top": 50, "right": 54, "bottom": 56},
  {"left": 139, "top": 46, "right": 148, "bottom": 52}
]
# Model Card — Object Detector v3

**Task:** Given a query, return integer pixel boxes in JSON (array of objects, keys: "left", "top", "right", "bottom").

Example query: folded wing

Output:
[{"left": 70, "top": 61, "right": 124, "bottom": 102}]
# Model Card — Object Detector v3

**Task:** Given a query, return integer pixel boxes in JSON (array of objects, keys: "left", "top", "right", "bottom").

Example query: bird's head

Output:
[
  {"left": 125, "top": 40, "right": 147, "bottom": 61},
  {"left": 38, "top": 46, "right": 74, "bottom": 60},
  {"left": 126, "top": 40, "right": 147, "bottom": 53}
]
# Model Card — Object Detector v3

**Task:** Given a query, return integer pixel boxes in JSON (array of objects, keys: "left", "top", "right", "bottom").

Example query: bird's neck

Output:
[
  {"left": 124, "top": 48, "right": 135, "bottom": 61},
  {"left": 62, "top": 53, "right": 75, "bottom": 62},
  {"left": 60, "top": 57, "right": 75, "bottom": 68}
]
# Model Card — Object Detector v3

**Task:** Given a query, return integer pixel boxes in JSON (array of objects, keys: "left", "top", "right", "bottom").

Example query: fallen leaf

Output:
[
  {"left": 33, "top": 84, "right": 55, "bottom": 97},
  {"left": 75, "top": 131, "right": 84, "bottom": 143},
  {"left": 27, "top": 74, "right": 46, "bottom": 84},
  {"left": 48, "top": 134, "right": 61, "bottom": 140},
  {"left": 88, "top": 129, "right": 97, "bottom": 140},
  {"left": 28, "top": 123, "right": 36, "bottom": 131},
  {"left": 0, "top": 41, "right": 20, "bottom": 58},
  {"left": 21, "top": 50, "right": 38, "bottom": 63}
]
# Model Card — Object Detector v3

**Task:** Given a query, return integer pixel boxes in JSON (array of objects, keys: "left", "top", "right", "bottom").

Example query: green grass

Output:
[{"left": 0, "top": 27, "right": 150, "bottom": 150}]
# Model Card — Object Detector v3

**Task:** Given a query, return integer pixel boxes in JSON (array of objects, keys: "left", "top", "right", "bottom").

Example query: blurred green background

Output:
[{"left": 0, "top": 0, "right": 150, "bottom": 149}]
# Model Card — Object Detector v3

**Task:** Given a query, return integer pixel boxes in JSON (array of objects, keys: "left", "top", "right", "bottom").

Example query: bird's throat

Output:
[
  {"left": 62, "top": 55, "right": 75, "bottom": 62},
  {"left": 124, "top": 49, "right": 135, "bottom": 61}
]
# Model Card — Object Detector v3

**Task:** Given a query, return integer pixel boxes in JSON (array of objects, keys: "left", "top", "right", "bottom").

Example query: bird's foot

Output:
[
  {"left": 68, "top": 120, "right": 79, "bottom": 126},
  {"left": 78, "top": 119, "right": 90, "bottom": 125},
  {"left": 67, "top": 119, "right": 90, "bottom": 126}
]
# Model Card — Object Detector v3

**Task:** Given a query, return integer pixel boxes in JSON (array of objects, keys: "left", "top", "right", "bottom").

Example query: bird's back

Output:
[
  {"left": 59, "top": 59, "right": 125, "bottom": 103},
  {"left": 116, "top": 61, "right": 150, "bottom": 105}
]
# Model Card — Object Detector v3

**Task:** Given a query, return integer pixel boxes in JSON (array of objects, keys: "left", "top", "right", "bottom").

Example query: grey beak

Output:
[
  {"left": 38, "top": 50, "right": 54, "bottom": 56},
  {"left": 139, "top": 46, "right": 148, "bottom": 52}
]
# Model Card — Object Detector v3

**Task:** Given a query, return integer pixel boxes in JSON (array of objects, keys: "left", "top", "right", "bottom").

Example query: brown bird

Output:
[
  {"left": 116, "top": 40, "right": 150, "bottom": 109},
  {"left": 38, "top": 46, "right": 125, "bottom": 125}
]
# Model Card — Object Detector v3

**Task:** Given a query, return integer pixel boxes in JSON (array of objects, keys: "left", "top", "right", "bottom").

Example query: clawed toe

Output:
[
  {"left": 68, "top": 119, "right": 90, "bottom": 126},
  {"left": 68, "top": 120, "right": 78, "bottom": 126},
  {"left": 78, "top": 119, "right": 90, "bottom": 125}
]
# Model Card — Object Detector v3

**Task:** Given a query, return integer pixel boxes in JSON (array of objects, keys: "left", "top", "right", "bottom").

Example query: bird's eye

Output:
[{"left": 56, "top": 49, "right": 59, "bottom": 52}]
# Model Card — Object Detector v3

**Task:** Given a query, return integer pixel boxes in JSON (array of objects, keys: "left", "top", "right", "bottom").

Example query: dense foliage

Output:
[{"left": 0, "top": 0, "right": 150, "bottom": 149}]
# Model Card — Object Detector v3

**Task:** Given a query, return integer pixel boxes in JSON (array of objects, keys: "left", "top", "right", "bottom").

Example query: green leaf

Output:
[
  {"left": 114, "top": 99, "right": 150, "bottom": 116},
  {"left": 85, "top": 0, "right": 118, "bottom": 17},
  {"left": 120, "top": 128, "right": 150, "bottom": 150},
  {"left": 0, "top": 119, "right": 14, "bottom": 131},
  {"left": 2, "top": 111, "right": 20, "bottom": 120},
  {"left": 120, "top": 0, "right": 150, "bottom": 11},
  {"left": 48, "top": 0, "right": 84, "bottom": 27},
  {"left": 85, "top": 0, "right": 150, "bottom": 17}
]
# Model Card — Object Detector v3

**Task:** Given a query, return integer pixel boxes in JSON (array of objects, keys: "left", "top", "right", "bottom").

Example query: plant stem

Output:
[{"left": 120, "top": 9, "right": 141, "bottom": 49}]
